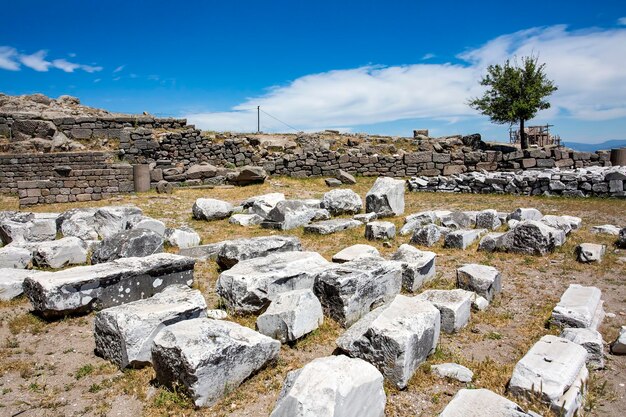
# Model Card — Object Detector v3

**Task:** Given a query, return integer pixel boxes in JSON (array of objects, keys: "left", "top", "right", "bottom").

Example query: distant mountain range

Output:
[{"left": 563, "top": 139, "right": 626, "bottom": 152}]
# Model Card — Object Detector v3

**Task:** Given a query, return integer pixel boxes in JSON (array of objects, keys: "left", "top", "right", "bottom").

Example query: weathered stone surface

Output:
[
  {"left": 94, "top": 206, "right": 143, "bottom": 239},
  {"left": 257, "top": 289, "right": 323, "bottom": 343},
  {"left": 152, "top": 318, "right": 280, "bottom": 407},
  {"left": 400, "top": 211, "right": 436, "bottom": 235},
  {"left": 185, "top": 163, "right": 217, "bottom": 179},
  {"left": 411, "top": 224, "right": 442, "bottom": 247},
  {"left": 321, "top": 189, "right": 363, "bottom": 215},
  {"left": 444, "top": 229, "right": 486, "bottom": 249},
  {"left": 325, "top": 178, "right": 342, "bottom": 187},
  {"left": 164, "top": 226, "right": 201, "bottom": 249},
  {"left": 245, "top": 193, "right": 285, "bottom": 218},
  {"left": 618, "top": 227, "right": 626, "bottom": 248},
  {"left": 156, "top": 180, "right": 174, "bottom": 194},
  {"left": 551, "top": 284, "right": 604, "bottom": 331},
  {"left": 58, "top": 208, "right": 99, "bottom": 240},
  {"left": 365, "top": 177, "right": 405, "bottom": 217},
  {"left": 336, "top": 170, "right": 357, "bottom": 185},
  {"left": 94, "top": 285, "right": 208, "bottom": 368},
  {"left": 314, "top": 257, "right": 403, "bottom": 327},
  {"left": 431, "top": 363, "right": 473, "bottom": 383},
  {"left": 0, "top": 269, "right": 43, "bottom": 300},
  {"left": 23, "top": 253, "right": 196, "bottom": 317},
  {"left": 540, "top": 215, "right": 581, "bottom": 235},
  {"left": 332, "top": 244, "right": 379, "bottom": 263},
  {"left": 216, "top": 251, "right": 329, "bottom": 313},
  {"left": 216, "top": 235, "right": 302, "bottom": 270},
  {"left": 354, "top": 212, "right": 378, "bottom": 223},
  {"left": 1, "top": 217, "right": 57, "bottom": 245},
  {"left": 561, "top": 327, "right": 604, "bottom": 369},
  {"left": 231, "top": 165, "right": 267, "bottom": 185},
  {"left": 416, "top": 289, "right": 473, "bottom": 333},
  {"left": 336, "top": 295, "right": 440, "bottom": 388},
  {"left": 576, "top": 243, "right": 605, "bottom": 263},
  {"left": 509, "top": 335, "right": 588, "bottom": 417},
  {"left": 390, "top": 244, "right": 436, "bottom": 292},
  {"left": 365, "top": 221, "right": 396, "bottom": 240},
  {"left": 304, "top": 219, "right": 362, "bottom": 235},
  {"left": 591, "top": 224, "right": 621, "bottom": 235},
  {"left": 440, "top": 211, "right": 473, "bottom": 230},
  {"left": 192, "top": 198, "right": 234, "bottom": 221},
  {"left": 456, "top": 263, "right": 502, "bottom": 302},
  {"left": 611, "top": 326, "right": 626, "bottom": 355},
  {"left": 261, "top": 200, "right": 317, "bottom": 230},
  {"left": 475, "top": 209, "right": 502, "bottom": 230},
  {"left": 0, "top": 245, "right": 32, "bottom": 269},
  {"left": 505, "top": 221, "right": 566, "bottom": 255},
  {"left": 439, "top": 388, "right": 538, "bottom": 417},
  {"left": 269, "top": 355, "right": 385, "bottom": 417},
  {"left": 178, "top": 242, "right": 224, "bottom": 261},
  {"left": 129, "top": 216, "right": 167, "bottom": 236},
  {"left": 33, "top": 237, "right": 88, "bottom": 269},
  {"left": 508, "top": 207, "right": 543, "bottom": 221},
  {"left": 478, "top": 232, "right": 507, "bottom": 252},
  {"left": 91, "top": 228, "right": 164, "bottom": 264},
  {"left": 229, "top": 213, "right": 264, "bottom": 226}
]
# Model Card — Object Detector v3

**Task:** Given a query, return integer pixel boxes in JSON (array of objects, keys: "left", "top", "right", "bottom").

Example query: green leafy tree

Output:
[{"left": 469, "top": 56, "right": 557, "bottom": 149}]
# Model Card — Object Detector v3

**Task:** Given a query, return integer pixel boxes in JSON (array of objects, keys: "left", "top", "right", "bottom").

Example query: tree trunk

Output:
[{"left": 520, "top": 118, "right": 528, "bottom": 150}]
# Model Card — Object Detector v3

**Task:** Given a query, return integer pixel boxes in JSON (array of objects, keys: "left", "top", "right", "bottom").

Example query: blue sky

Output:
[{"left": 1, "top": 0, "right": 626, "bottom": 143}]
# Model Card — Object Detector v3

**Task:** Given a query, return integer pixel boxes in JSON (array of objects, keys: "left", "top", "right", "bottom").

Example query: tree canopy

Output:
[{"left": 469, "top": 56, "right": 557, "bottom": 149}]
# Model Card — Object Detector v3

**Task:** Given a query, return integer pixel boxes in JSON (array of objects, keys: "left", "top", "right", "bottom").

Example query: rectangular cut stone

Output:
[
  {"left": 444, "top": 229, "right": 486, "bottom": 249},
  {"left": 456, "top": 263, "right": 502, "bottom": 302},
  {"left": 178, "top": 242, "right": 225, "bottom": 260},
  {"left": 23, "top": 253, "right": 196, "bottom": 318},
  {"left": 0, "top": 269, "right": 44, "bottom": 300},
  {"left": 416, "top": 289, "right": 472, "bottom": 333},
  {"left": 551, "top": 284, "right": 604, "bottom": 330},
  {"left": 509, "top": 335, "right": 588, "bottom": 417},
  {"left": 94, "top": 285, "right": 208, "bottom": 368},
  {"left": 304, "top": 219, "right": 362, "bottom": 235},
  {"left": 440, "top": 388, "right": 538, "bottom": 417}
]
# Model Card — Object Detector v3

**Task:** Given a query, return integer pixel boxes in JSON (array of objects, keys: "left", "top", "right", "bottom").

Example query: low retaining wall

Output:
[
  {"left": 407, "top": 167, "right": 626, "bottom": 198},
  {"left": 17, "top": 164, "right": 134, "bottom": 207}
]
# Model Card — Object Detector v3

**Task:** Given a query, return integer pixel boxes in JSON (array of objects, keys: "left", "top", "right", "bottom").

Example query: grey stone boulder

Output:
[
  {"left": 91, "top": 228, "right": 164, "bottom": 264},
  {"left": 411, "top": 224, "right": 443, "bottom": 247},
  {"left": 164, "top": 226, "right": 200, "bottom": 249},
  {"left": 332, "top": 244, "right": 380, "bottom": 263},
  {"left": 365, "top": 221, "right": 396, "bottom": 240},
  {"left": 0, "top": 245, "right": 32, "bottom": 269},
  {"left": 507, "top": 207, "right": 543, "bottom": 221},
  {"left": 256, "top": 289, "right": 323, "bottom": 343},
  {"left": 261, "top": 200, "right": 317, "bottom": 230},
  {"left": 576, "top": 243, "right": 605, "bottom": 263},
  {"left": 152, "top": 318, "right": 280, "bottom": 407},
  {"left": 314, "top": 257, "right": 403, "bottom": 327},
  {"left": 23, "top": 253, "right": 196, "bottom": 318},
  {"left": 58, "top": 208, "right": 99, "bottom": 241},
  {"left": 185, "top": 163, "right": 217, "bottom": 179},
  {"left": 475, "top": 209, "right": 502, "bottom": 230},
  {"left": 617, "top": 227, "right": 626, "bottom": 248},
  {"left": 540, "top": 215, "right": 581, "bottom": 235},
  {"left": 32, "top": 237, "right": 88, "bottom": 269},
  {"left": 611, "top": 326, "right": 626, "bottom": 355},
  {"left": 0, "top": 269, "right": 43, "bottom": 300},
  {"left": 216, "top": 251, "right": 330, "bottom": 313},
  {"left": 444, "top": 229, "right": 486, "bottom": 249},
  {"left": 304, "top": 219, "right": 362, "bottom": 235},
  {"left": 244, "top": 193, "right": 285, "bottom": 219},
  {"left": 431, "top": 363, "right": 473, "bottom": 383},
  {"left": 390, "top": 244, "right": 436, "bottom": 292},
  {"left": 478, "top": 232, "right": 508, "bottom": 252},
  {"left": 561, "top": 327, "right": 605, "bottom": 369},
  {"left": 94, "top": 285, "right": 207, "bottom": 368},
  {"left": 509, "top": 335, "right": 588, "bottom": 417},
  {"left": 439, "top": 388, "right": 538, "bottom": 417},
  {"left": 336, "top": 169, "right": 357, "bottom": 185},
  {"left": 365, "top": 177, "right": 405, "bottom": 217},
  {"left": 325, "top": 178, "right": 342, "bottom": 187},
  {"left": 440, "top": 211, "right": 473, "bottom": 230},
  {"left": 591, "top": 224, "right": 621, "bottom": 235},
  {"left": 336, "top": 295, "right": 440, "bottom": 388},
  {"left": 178, "top": 242, "right": 225, "bottom": 261},
  {"left": 231, "top": 165, "right": 267, "bottom": 185},
  {"left": 1, "top": 216, "right": 57, "bottom": 245},
  {"left": 551, "top": 284, "right": 604, "bottom": 331},
  {"left": 321, "top": 189, "right": 363, "bottom": 215},
  {"left": 456, "top": 264, "right": 502, "bottom": 302},
  {"left": 192, "top": 198, "right": 234, "bottom": 221},
  {"left": 354, "top": 212, "right": 378, "bottom": 223},
  {"left": 269, "top": 355, "right": 385, "bottom": 417},
  {"left": 416, "top": 289, "right": 473, "bottom": 333},
  {"left": 94, "top": 206, "right": 143, "bottom": 239},
  {"left": 128, "top": 216, "right": 167, "bottom": 236},
  {"left": 506, "top": 221, "right": 566, "bottom": 255},
  {"left": 229, "top": 213, "right": 264, "bottom": 226},
  {"left": 401, "top": 211, "right": 436, "bottom": 237},
  {"left": 216, "top": 235, "right": 302, "bottom": 270}
]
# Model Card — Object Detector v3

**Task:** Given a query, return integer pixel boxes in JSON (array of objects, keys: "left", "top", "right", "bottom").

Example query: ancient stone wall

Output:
[
  {"left": 0, "top": 152, "right": 112, "bottom": 194},
  {"left": 17, "top": 164, "right": 134, "bottom": 207}
]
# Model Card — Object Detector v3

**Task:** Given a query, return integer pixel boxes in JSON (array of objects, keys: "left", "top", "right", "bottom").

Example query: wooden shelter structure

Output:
[{"left": 509, "top": 124, "right": 560, "bottom": 147}]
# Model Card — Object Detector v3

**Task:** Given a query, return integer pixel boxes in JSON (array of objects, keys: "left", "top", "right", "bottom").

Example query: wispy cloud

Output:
[
  {"left": 421, "top": 53, "right": 435, "bottom": 60},
  {"left": 113, "top": 65, "right": 125, "bottom": 73},
  {"left": 618, "top": 17, "right": 626, "bottom": 26},
  {"left": 0, "top": 46, "right": 103, "bottom": 73},
  {"left": 187, "top": 24, "right": 626, "bottom": 132}
]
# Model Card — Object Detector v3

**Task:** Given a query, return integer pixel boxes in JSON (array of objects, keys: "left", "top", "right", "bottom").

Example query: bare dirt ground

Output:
[{"left": 0, "top": 176, "right": 624, "bottom": 417}]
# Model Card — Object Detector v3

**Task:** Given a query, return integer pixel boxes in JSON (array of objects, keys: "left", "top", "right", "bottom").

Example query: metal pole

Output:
[{"left": 257, "top": 106, "right": 260, "bottom": 133}]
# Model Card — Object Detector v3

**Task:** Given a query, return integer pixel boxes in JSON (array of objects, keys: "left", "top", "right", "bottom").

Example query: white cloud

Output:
[
  {"left": 421, "top": 53, "right": 435, "bottom": 60},
  {"left": 113, "top": 65, "right": 125, "bottom": 73},
  {"left": 618, "top": 17, "right": 626, "bottom": 26},
  {"left": 81, "top": 64, "right": 103, "bottom": 73},
  {"left": 187, "top": 24, "right": 626, "bottom": 133},
  {"left": 20, "top": 50, "right": 51, "bottom": 71},
  {"left": 0, "top": 46, "right": 20, "bottom": 70},
  {"left": 52, "top": 59, "right": 80, "bottom": 72}
]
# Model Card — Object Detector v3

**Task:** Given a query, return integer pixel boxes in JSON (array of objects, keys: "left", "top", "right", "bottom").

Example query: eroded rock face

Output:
[
  {"left": 0, "top": 269, "right": 43, "bottom": 300},
  {"left": 561, "top": 327, "right": 605, "bottom": 369},
  {"left": 314, "top": 257, "right": 403, "bottom": 327},
  {"left": 456, "top": 264, "right": 502, "bottom": 302},
  {"left": 269, "top": 355, "right": 386, "bottom": 417},
  {"left": 365, "top": 177, "right": 405, "bottom": 217},
  {"left": 23, "top": 253, "right": 196, "bottom": 317},
  {"left": 304, "top": 219, "right": 362, "bottom": 235},
  {"left": 576, "top": 243, "right": 605, "bottom": 263},
  {"left": 475, "top": 209, "right": 502, "bottom": 230},
  {"left": 216, "top": 235, "right": 302, "bottom": 270},
  {"left": 94, "top": 285, "right": 207, "bottom": 368},
  {"left": 321, "top": 189, "right": 363, "bottom": 215},
  {"left": 336, "top": 295, "right": 440, "bottom": 388},
  {"left": 91, "top": 228, "right": 164, "bottom": 264},
  {"left": 365, "top": 221, "right": 396, "bottom": 240},
  {"left": 192, "top": 198, "right": 234, "bottom": 221},
  {"left": 244, "top": 193, "right": 285, "bottom": 218},
  {"left": 439, "top": 388, "right": 538, "bottom": 417},
  {"left": 94, "top": 206, "right": 143, "bottom": 239},
  {"left": 505, "top": 221, "right": 566, "bottom": 255},
  {"left": 618, "top": 227, "right": 626, "bottom": 248},
  {"left": 58, "top": 208, "right": 99, "bottom": 241},
  {"left": 261, "top": 200, "right": 318, "bottom": 230},
  {"left": 33, "top": 237, "right": 88, "bottom": 269},
  {"left": 507, "top": 208, "right": 543, "bottom": 222},
  {"left": 390, "top": 244, "right": 436, "bottom": 292},
  {"left": 231, "top": 166, "right": 267, "bottom": 185},
  {"left": 0, "top": 245, "right": 32, "bottom": 269},
  {"left": 164, "top": 226, "right": 200, "bottom": 249},
  {"left": 411, "top": 224, "right": 443, "bottom": 247},
  {"left": 509, "top": 335, "right": 588, "bottom": 417},
  {"left": 152, "top": 318, "right": 280, "bottom": 407},
  {"left": 216, "top": 251, "right": 330, "bottom": 314}
]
